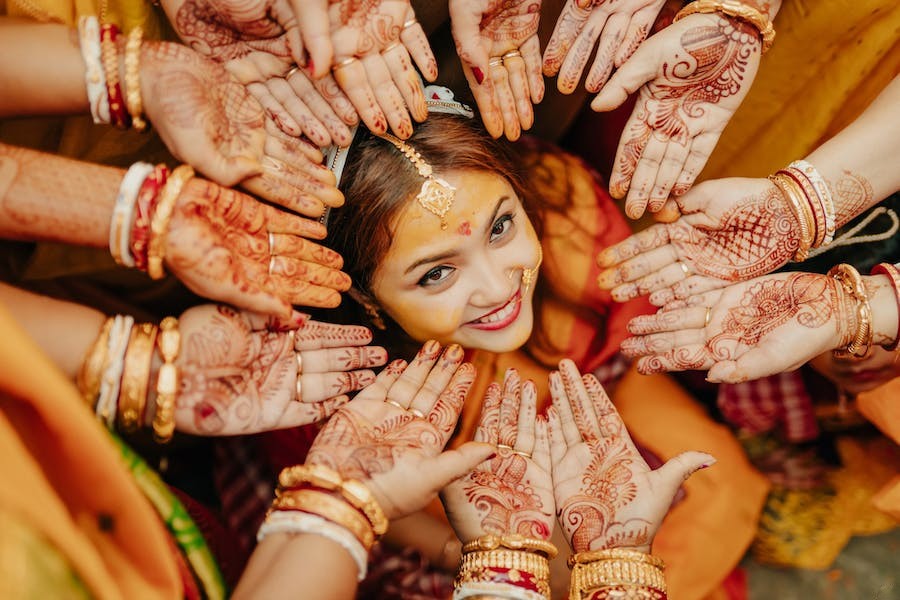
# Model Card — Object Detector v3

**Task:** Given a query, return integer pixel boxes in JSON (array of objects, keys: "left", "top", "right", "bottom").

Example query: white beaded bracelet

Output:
[
  {"left": 258, "top": 510, "right": 369, "bottom": 580},
  {"left": 77, "top": 16, "right": 110, "bottom": 125},
  {"left": 96, "top": 314, "right": 134, "bottom": 428},
  {"left": 110, "top": 162, "right": 154, "bottom": 267}
]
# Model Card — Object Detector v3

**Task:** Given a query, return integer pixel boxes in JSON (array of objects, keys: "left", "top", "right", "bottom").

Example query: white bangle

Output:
[
  {"left": 96, "top": 314, "right": 133, "bottom": 428},
  {"left": 257, "top": 510, "right": 369, "bottom": 581},
  {"left": 111, "top": 162, "right": 154, "bottom": 267},
  {"left": 77, "top": 16, "right": 110, "bottom": 125},
  {"left": 453, "top": 582, "right": 546, "bottom": 600}
]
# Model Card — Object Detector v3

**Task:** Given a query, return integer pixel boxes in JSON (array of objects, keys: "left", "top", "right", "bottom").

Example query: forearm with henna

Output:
[{"left": 0, "top": 143, "right": 120, "bottom": 247}]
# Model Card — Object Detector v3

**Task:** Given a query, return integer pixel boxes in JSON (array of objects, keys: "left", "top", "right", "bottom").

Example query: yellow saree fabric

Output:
[
  {"left": 858, "top": 376, "right": 900, "bottom": 520},
  {"left": 0, "top": 302, "right": 179, "bottom": 599},
  {"left": 699, "top": 0, "right": 900, "bottom": 180}
]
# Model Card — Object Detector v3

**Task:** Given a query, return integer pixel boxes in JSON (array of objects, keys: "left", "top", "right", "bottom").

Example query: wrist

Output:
[{"left": 865, "top": 272, "right": 900, "bottom": 348}]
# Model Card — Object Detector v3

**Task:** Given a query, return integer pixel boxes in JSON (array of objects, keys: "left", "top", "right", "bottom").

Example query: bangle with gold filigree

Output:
[
  {"left": 277, "top": 464, "right": 388, "bottom": 536},
  {"left": 123, "top": 26, "right": 147, "bottom": 132},
  {"left": 99, "top": 23, "right": 131, "bottom": 129},
  {"left": 829, "top": 263, "right": 873, "bottom": 359},
  {"left": 455, "top": 549, "right": 551, "bottom": 600},
  {"left": 151, "top": 316, "right": 180, "bottom": 443},
  {"left": 674, "top": 0, "right": 775, "bottom": 52},
  {"left": 462, "top": 534, "right": 558, "bottom": 559},
  {"left": 147, "top": 165, "right": 194, "bottom": 279},
  {"left": 117, "top": 322, "right": 157, "bottom": 433},
  {"left": 271, "top": 488, "right": 375, "bottom": 550},
  {"left": 76, "top": 317, "right": 114, "bottom": 410},
  {"left": 568, "top": 548, "right": 667, "bottom": 600}
]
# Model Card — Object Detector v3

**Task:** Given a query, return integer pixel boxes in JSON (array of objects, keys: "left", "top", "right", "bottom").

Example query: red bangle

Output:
[
  {"left": 130, "top": 164, "right": 168, "bottom": 271},
  {"left": 480, "top": 566, "right": 545, "bottom": 595},
  {"left": 100, "top": 23, "right": 132, "bottom": 130},
  {"left": 870, "top": 262, "right": 900, "bottom": 351}
]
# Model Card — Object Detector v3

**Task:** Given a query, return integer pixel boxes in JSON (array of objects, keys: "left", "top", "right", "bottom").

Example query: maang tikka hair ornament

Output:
[{"left": 378, "top": 133, "right": 455, "bottom": 230}]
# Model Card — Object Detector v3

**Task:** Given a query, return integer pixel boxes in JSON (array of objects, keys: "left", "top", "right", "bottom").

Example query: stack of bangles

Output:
[
  {"left": 568, "top": 548, "right": 667, "bottom": 600},
  {"left": 829, "top": 262, "right": 900, "bottom": 359},
  {"left": 76, "top": 315, "right": 181, "bottom": 443},
  {"left": 768, "top": 160, "right": 836, "bottom": 262},
  {"left": 257, "top": 464, "right": 389, "bottom": 581},
  {"left": 674, "top": 0, "right": 775, "bottom": 53},
  {"left": 77, "top": 16, "right": 148, "bottom": 131},
  {"left": 454, "top": 534, "right": 557, "bottom": 600},
  {"left": 108, "top": 161, "right": 195, "bottom": 278}
]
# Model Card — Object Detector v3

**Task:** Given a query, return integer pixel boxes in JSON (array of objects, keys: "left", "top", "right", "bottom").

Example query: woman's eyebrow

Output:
[{"left": 402, "top": 196, "right": 510, "bottom": 276}]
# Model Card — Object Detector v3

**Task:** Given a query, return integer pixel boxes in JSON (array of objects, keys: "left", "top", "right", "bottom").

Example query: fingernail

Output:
[
  {"left": 306, "top": 58, "right": 315, "bottom": 76},
  {"left": 472, "top": 66, "right": 485, "bottom": 85},
  {"left": 488, "top": 452, "right": 497, "bottom": 460}
]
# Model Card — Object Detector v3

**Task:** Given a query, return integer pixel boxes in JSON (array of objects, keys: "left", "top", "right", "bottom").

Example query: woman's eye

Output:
[
  {"left": 490, "top": 214, "right": 514, "bottom": 240},
  {"left": 418, "top": 265, "right": 454, "bottom": 287}
]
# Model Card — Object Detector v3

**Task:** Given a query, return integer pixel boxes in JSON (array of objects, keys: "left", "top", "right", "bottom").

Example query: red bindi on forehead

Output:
[{"left": 457, "top": 221, "right": 472, "bottom": 236}]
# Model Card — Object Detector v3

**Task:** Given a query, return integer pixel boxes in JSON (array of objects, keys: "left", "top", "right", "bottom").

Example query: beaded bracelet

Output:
[
  {"left": 870, "top": 262, "right": 900, "bottom": 351},
  {"left": 99, "top": 23, "right": 131, "bottom": 129},
  {"left": 152, "top": 316, "right": 180, "bottom": 443},
  {"left": 123, "top": 26, "right": 147, "bottom": 132},
  {"left": 674, "top": 0, "right": 775, "bottom": 52}
]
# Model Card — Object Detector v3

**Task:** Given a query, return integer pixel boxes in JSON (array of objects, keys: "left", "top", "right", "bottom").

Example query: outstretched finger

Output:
[
  {"left": 267, "top": 256, "right": 351, "bottom": 291},
  {"left": 613, "top": 2, "right": 659, "bottom": 67},
  {"left": 596, "top": 244, "right": 678, "bottom": 289},
  {"left": 490, "top": 62, "right": 521, "bottom": 141},
  {"left": 648, "top": 139, "right": 693, "bottom": 213},
  {"left": 671, "top": 130, "right": 721, "bottom": 197},
  {"left": 292, "top": 0, "right": 332, "bottom": 78},
  {"left": 590, "top": 38, "right": 658, "bottom": 112},
  {"left": 267, "top": 77, "right": 332, "bottom": 146},
  {"left": 624, "top": 135, "right": 669, "bottom": 219},
  {"left": 548, "top": 371, "right": 581, "bottom": 446},
  {"left": 359, "top": 53, "right": 413, "bottom": 138},
  {"left": 427, "top": 362, "right": 477, "bottom": 442},
  {"left": 597, "top": 224, "right": 672, "bottom": 269},
  {"left": 498, "top": 369, "right": 522, "bottom": 448},
  {"left": 557, "top": 10, "right": 606, "bottom": 94},
  {"left": 476, "top": 382, "right": 503, "bottom": 446},
  {"left": 295, "top": 321, "right": 373, "bottom": 350},
  {"left": 621, "top": 329, "right": 707, "bottom": 358},
  {"left": 520, "top": 36, "right": 544, "bottom": 104},
  {"left": 298, "top": 346, "right": 388, "bottom": 374},
  {"left": 262, "top": 156, "right": 344, "bottom": 207},
  {"left": 608, "top": 102, "right": 652, "bottom": 202},
  {"left": 408, "top": 344, "right": 466, "bottom": 417},
  {"left": 542, "top": 1, "right": 587, "bottom": 77},
  {"left": 532, "top": 414, "right": 552, "bottom": 473},
  {"left": 248, "top": 82, "right": 303, "bottom": 138},
  {"left": 558, "top": 359, "right": 601, "bottom": 443},
  {"left": 503, "top": 54, "right": 535, "bottom": 132},
  {"left": 384, "top": 340, "right": 442, "bottom": 409},
  {"left": 382, "top": 44, "right": 428, "bottom": 122},
  {"left": 649, "top": 276, "right": 727, "bottom": 307},
  {"left": 650, "top": 451, "right": 716, "bottom": 498},
  {"left": 268, "top": 233, "right": 343, "bottom": 269},
  {"left": 420, "top": 442, "right": 497, "bottom": 492},
  {"left": 354, "top": 359, "right": 408, "bottom": 402},
  {"left": 515, "top": 380, "right": 538, "bottom": 456},
  {"left": 635, "top": 345, "right": 713, "bottom": 375},
  {"left": 585, "top": 13, "right": 628, "bottom": 93},
  {"left": 611, "top": 260, "right": 693, "bottom": 302},
  {"left": 299, "top": 370, "right": 377, "bottom": 403},
  {"left": 546, "top": 407, "right": 567, "bottom": 467},
  {"left": 627, "top": 306, "right": 708, "bottom": 336},
  {"left": 400, "top": 9, "right": 437, "bottom": 82},
  {"left": 333, "top": 59, "right": 388, "bottom": 135},
  {"left": 279, "top": 395, "right": 349, "bottom": 429}
]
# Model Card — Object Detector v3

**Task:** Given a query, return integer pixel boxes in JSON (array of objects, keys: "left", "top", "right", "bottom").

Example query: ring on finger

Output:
[
  {"left": 497, "top": 444, "right": 515, "bottom": 452},
  {"left": 382, "top": 41, "right": 402, "bottom": 54},
  {"left": 513, "top": 450, "right": 532, "bottom": 459},
  {"left": 703, "top": 306, "right": 712, "bottom": 327},
  {"left": 333, "top": 57, "right": 358, "bottom": 71},
  {"left": 678, "top": 262, "right": 691, "bottom": 277},
  {"left": 296, "top": 352, "right": 303, "bottom": 374},
  {"left": 295, "top": 377, "right": 302, "bottom": 401},
  {"left": 488, "top": 57, "right": 504, "bottom": 68},
  {"left": 284, "top": 66, "right": 300, "bottom": 80},
  {"left": 268, "top": 255, "right": 277, "bottom": 275},
  {"left": 385, "top": 399, "right": 406, "bottom": 411},
  {"left": 501, "top": 50, "right": 522, "bottom": 61},
  {"left": 268, "top": 231, "right": 276, "bottom": 255},
  {"left": 402, "top": 17, "right": 418, "bottom": 29},
  {"left": 409, "top": 408, "right": 425, "bottom": 419}
]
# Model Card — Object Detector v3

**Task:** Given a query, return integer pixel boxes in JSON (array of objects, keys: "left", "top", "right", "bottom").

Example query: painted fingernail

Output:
[
  {"left": 472, "top": 66, "right": 485, "bottom": 85},
  {"left": 306, "top": 58, "right": 315, "bottom": 76},
  {"left": 444, "top": 344, "right": 464, "bottom": 362},
  {"left": 487, "top": 452, "right": 497, "bottom": 460}
]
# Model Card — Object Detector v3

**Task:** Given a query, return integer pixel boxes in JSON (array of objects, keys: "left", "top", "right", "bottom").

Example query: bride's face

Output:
[{"left": 369, "top": 170, "right": 541, "bottom": 353}]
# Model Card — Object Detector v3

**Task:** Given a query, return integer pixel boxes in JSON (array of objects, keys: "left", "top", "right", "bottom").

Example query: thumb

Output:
[
  {"left": 652, "top": 451, "right": 716, "bottom": 498},
  {"left": 449, "top": 3, "right": 490, "bottom": 75},
  {"left": 590, "top": 42, "right": 658, "bottom": 112},
  {"left": 214, "top": 155, "right": 264, "bottom": 187},
  {"left": 292, "top": 0, "right": 332, "bottom": 78},
  {"left": 425, "top": 442, "right": 495, "bottom": 489}
]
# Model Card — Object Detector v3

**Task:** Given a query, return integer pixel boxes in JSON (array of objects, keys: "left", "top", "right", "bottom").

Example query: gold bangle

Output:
[
  {"left": 272, "top": 489, "right": 375, "bottom": 550},
  {"left": 779, "top": 167, "right": 826, "bottom": 249},
  {"left": 124, "top": 26, "right": 146, "bottom": 132},
  {"left": 277, "top": 464, "right": 388, "bottom": 535},
  {"left": 147, "top": 165, "right": 194, "bottom": 279},
  {"left": 117, "top": 322, "right": 157, "bottom": 433},
  {"left": 569, "top": 548, "right": 665, "bottom": 569},
  {"left": 462, "top": 534, "right": 558, "bottom": 559},
  {"left": 76, "top": 317, "right": 114, "bottom": 409},
  {"left": 570, "top": 559, "right": 667, "bottom": 600},
  {"left": 829, "top": 264, "right": 873, "bottom": 359},
  {"left": 456, "top": 549, "right": 551, "bottom": 598},
  {"left": 151, "top": 316, "right": 180, "bottom": 443},
  {"left": 768, "top": 173, "right": 813, "bottom": 262},
  {"left": 674, "top": 0, "right": 775, "bottom": 52}
]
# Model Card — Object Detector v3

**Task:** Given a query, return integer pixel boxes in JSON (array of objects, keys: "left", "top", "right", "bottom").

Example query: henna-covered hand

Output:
[
  {"left": 543, "top": 0, "right": 666, "bottom": 94},
  {"left": 621, "top": 272, "right": 858, "bottom": 383},
  {"left": 596, "top": 177, "right": 801, "bottom": 304},
  {"left": 548, "top": 359, "right": 713, "bottom": 552},
  {"left": 307, "top": 341, "right": 494, "bottom": 519},
  {"left": 140, "top": 42, "right": 344, "bottom": 215},
  {"left": 327, "top": 0, "right": 436, "bottom": 139},
  {"left": 166, "top": 177, "right": 350, "bottom": 315},
  {"left": 175, "top": 306, "right": 386, "bottom": 435},
  {"left": 441, "top": 369, "right": 555, "bottom": 543},
  {"left": 591, "top": 13, "right": 762, "bottom": 218},
  {"left": 450, "top": 0, "right": 544, "bottom": 141}
]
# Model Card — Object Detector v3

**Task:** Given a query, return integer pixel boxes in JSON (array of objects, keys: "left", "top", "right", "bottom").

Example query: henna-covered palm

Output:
[
  {"left": 621, "top": 272, "right": 856, "bottom": 383},
  {"left": 140, "top": 42, "right": 344, "bottom": 216},
  {"left": 450, "top": 0, "right": 544, "bottom": 141},
  {"left": 596, "top": 178, "right": 801, "bottom": 304},
  {"left": 548, "top": 359, "right": 712, "bottom": 552},
  {"left": 441, "top": 369, "right": 555, "bottom": 543},
  {"left": 590, "top": 13, "right": 762, "bottom": 218},
  {"left": 327, "top": 0, "right": 436, "bottom": 139},
  {"left": 543, "top": 0, "right": 666, "bottom": 94},
  {"left": 166, "top": 178, "right": 350, "bottom": 315},
  {"left": 307, "top": 341, "right": 494, "bottom": 519},
  {"left": 175, "top": 305, "right": 386, "bottom": 435}
]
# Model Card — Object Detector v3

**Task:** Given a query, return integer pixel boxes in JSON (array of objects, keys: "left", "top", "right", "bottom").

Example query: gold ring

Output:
[
  {"left": 513, "top": 450, "right": 532, "bottom": 459},
  {"left": 333, "top": 57, "right": 358, "bottom": 70},
  {"left": 497, "top": 444, "right": 515, "bottom": 452},
  {"left": 268, "top": 231, "right": 276, "bottom": 255},
  {"left": 268, "top": 255, "right": 277, "bottom": 275},
  {"left": 284, "top": 66, "right": 300, "bottom": 79},
  {"left": 679, "top": 262, "right": 690, "bottom": 276},
  {"left": 409, "top": 408, "right": 425, "bottom": 418},
  {"left": 295, "top": 378, "right": 302, "bottom": 401},
  {"left": 488, "top": 57, "right": 504, "bottom": 68},
  {"left": 501, "top": 50, "right": 522, "bottom": 61},
  {"left": 402, "top": 18, "right": 418, "bottom": 29},
  {"left": 385, "top": 399, "right": 406, "bottom": 411},
  {"left": 703, "top": 306, "right": 712, "bottom": 327},
  {"left": 382, "top": 41, "right": 402, "bottom": 54},
  {"left": 296, "top": 352, "right": 302, "bottom": 374}
]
